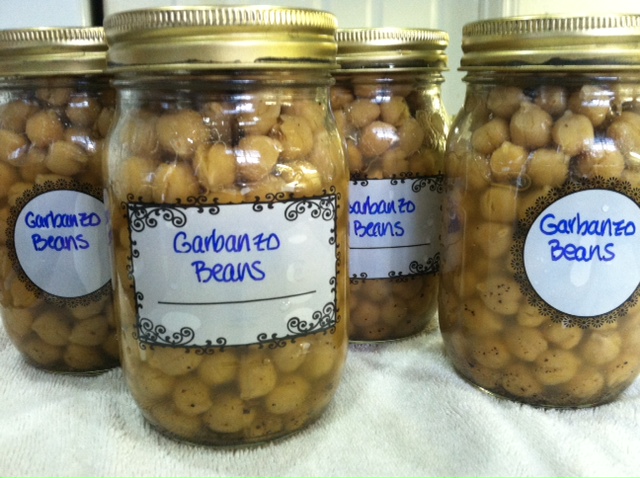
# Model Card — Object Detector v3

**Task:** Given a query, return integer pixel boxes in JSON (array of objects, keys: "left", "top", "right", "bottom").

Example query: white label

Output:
[
  {"left": 348, "top": 177, "right": 441, "bottom": 279},
  {"left": 128, "top": 196, "right": 338, "bottom": 348},
  {"left": 14, "top": 190, "right": 111, "bottom": 298},
  {"left": 524, "top": 189, "right": 640, "bottom": 317}
]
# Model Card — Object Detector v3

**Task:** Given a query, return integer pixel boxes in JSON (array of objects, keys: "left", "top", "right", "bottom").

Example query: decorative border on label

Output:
[
  {"left": 6, "top": 179, "right": 110, "bottom": 307},
  {"left": 512, "top": 176, "right": 640, "bottom": 328},
  {"left": 349, "top": 176, "right": 442, "bottom": 280},
  {"left": 124, "top": 190, "right": 343, "bottom": 351}
]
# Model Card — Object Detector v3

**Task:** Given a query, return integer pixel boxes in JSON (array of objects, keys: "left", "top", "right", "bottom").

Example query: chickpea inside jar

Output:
[
  {"left": 333, "top": 28, "right": 449, "bottom": 342},
  {"left": 440, "top": 14, "right": 640, "bottom": 407},
  {"left": 103, "top": 6, "right": 349, "bottom": 445},
  {"left": 0, "top": 28, "right": 118, "bottom": 374}
]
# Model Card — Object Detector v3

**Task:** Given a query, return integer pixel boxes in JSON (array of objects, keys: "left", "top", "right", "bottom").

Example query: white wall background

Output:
[{"left": 2, "top": 0, "right": 640, "bottom": 116}]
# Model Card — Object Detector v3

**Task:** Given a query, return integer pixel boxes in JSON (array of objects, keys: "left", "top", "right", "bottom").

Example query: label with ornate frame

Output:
[
  {"left": 127, "top": 193, "right": 339, "bottom": 349},
  {"left": 512, "top": 177, "right": 640, "bottom": 328},
  {"left": 7, "top": 180, "right": 111, "bottom": 307},
  {"left": 348, "top": 175, "right": 442, "bottom": 280}
]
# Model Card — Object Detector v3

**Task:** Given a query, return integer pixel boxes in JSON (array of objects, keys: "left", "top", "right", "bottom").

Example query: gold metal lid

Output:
[
  {"left": 0, "top": 27, "right": 107, "bottom": 76},
  {"left": 104, "top": 6, "right": 338, "bottom": 73},
  {"left": 461, "top": 14, "right": 640, "bottom": 71},
  {"left": 336, "top": 28, "right": 448, "bottom": 72}
]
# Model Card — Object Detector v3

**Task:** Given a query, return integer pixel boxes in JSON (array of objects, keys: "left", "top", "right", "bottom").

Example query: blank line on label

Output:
[
  {"left": 158, "top": 290, "right": 317, "bottom": 306},
  {"left": 350, "top": 242, "right": 431, "bottom": 251}
]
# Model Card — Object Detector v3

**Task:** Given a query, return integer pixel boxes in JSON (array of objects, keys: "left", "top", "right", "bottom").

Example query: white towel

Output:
[{"left": 1, "top": 324, "right": 639, "bottom": 477}]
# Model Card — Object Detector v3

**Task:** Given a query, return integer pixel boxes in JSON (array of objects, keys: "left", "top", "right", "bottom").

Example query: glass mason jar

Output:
[
  {"left": 440, "top": 14, "right": 640, "bottom": 407},
  {"left": 103, "top": 6, "right": 349, "bottom": 445},
  {"left": 0, "top": 28, "right": 118, "bottom": 373},
  {"left": 333, "top": 28, "right": 449, "bottom": 342}
]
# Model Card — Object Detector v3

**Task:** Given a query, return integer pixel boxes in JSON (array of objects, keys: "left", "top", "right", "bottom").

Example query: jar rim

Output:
[
  {"left": 461, "top": 14, "right": 640, "bottom": 72},
  {"left": 336, "top": 27, "right": 448, "bottom": 72},
  {"left": 0, "top": 27, "right": 107, "bottom": 76},
  {"left": 104, "top": 5, "right": 338, "bottom": 73}
]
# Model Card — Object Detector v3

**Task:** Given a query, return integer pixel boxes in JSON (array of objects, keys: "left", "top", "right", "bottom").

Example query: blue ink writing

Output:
[
  {"left": 174, "top": 229, "right": 280, "bottom": 283},
  {"left": 349, "top": 196, "right": 415, "bottom": 215},
  {"left": 173, "top": 230, "right": 280, "bottom": 254},
  {"left": 31, "top": 233, "right": 89, "bottom": 252},
  {"left": 191, "top": 260, "right": 266, "bottom": 283},
  {"left": 253, "top": 233, "right": 281, "bottom": 251},
  {"left": 540, "top": 213, "right": 636, "bottom": 237},
  {"left": 349, "top": 196, "right": 414, "bottom": 240},
  {"left": 539, "top": 212, "right": 635, "bottom": 263},
  {"left": 25, "top": 211, "right": 101, "bottom": 229},
  {"left": 548, "top": 239, "right": 615, "bottom": 262},
  {"left": 25, "top": 210, "right": 100, "bottom": 252},
  {"left": 353, "top": 220, "right": 405, "bottom": 238}
]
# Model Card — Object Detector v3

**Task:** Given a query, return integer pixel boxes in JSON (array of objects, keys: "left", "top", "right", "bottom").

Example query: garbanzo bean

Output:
[
  {"left": 66, "top": 93, "right": 102, "bottom": 127},
  {"left": 236, "top": 135, "right": 282, "bottom": 183},
  {"left": 119, "top": 110, "right": 159, "bottom": 157},
  {"left": 471, "top": 117, "right": 510, "bottom": 155},
  {"left": 346, "top": 99, "right": 380, "bottom": 128},
  {"left": 63, "top": 344, "right": 105, "bottom": 370},
  {"left": 284, "top": 99, "right": 326, "bottom": 132},
  {"left": 534, "top": 85, "right": 567, "bottom": 116},
  {"left": 22, "top": 335, "right": 63, "bottom": 366},
  {"left": 461, "top": 300, "right": 504, "bottom": 337},
  {"left": 150, "top": 404, "right": 203, "bottom": 439},
  {"left": 574, "top": 142, "right": 625, "bottom": 179},
  {"left": 264, "top": 375, "right": 311, "bottom": 415},
  {"left": 202, "top": 392, "right": 255, "bottom": 434},
  {"left": 580, "top": 331, "right": 622, "bottom": 366},
  {"left": 479, "top": 185, "right": 519, "bottom": 223},
  {"left": 152, "top": 161, "right": 200, "bottom": 203},
  {"left": 0, "top": 129, "right": 28, "bottom": 162},
  {"left": 503, "top": 325, "right": 548, "bottom": 362},
  {"left": 501, "top": 362, "right": 544, "bottom": 398},
  {"left": 542, "top": 321, "right": 583, "bottom": 350},
  {"left": 561, "top": 367, "right": 605, "bottom": 401},
  {"left": 31, "top": 310, "right": 71, "bottom": 346},
  {"left": 551, "top": 110, "right": 594, "bottom": 157},
  {"left": 271, "top": 114, "right": 315, "bottom": 162},
  {"left": 238, "top": 99, "right": 280, "bottom": 136},
  {"left": 532, "top": 349, "right": 580, "bottom": 386},
  {"left": 607, "top": 111, "right": 640, "bottom": 156},
  {"left": 527, "top": 148, "right": 569, "bottom": 187},
  {"left": 25, "top": 109, "right": 65, "bottom": 148},
  {"left": 238, "top": 350, "right": 278, "bottom": 400},
  {"left": 36, "top": 86, "right": 72, "bottom": 106},
  {"left": 172, "top": 376, "right": 214, "bottom": 416},
  {"left": 45, "top": 140, "right": 88, "bottom": 176},
  {"left": 471, "top": 222, "right": 513, "bottom": 259},
  {"left": 155, "top": 109, "right": 210, "bottom": 159},
  {"left": 568, "top": 85, "right": 610, "bottom": 127},
  {"left": 489, "top": 141, "right": 528, "bottom": 181},
  {"left": 0, "top": 162, "right": 20, "bottom": 198},
  {"left": 486, "top": 86, "right": 527, "bottom": 118},
  {"left": 193, "top": 143, "right": 237, "bottom": 191},
  {"left": 197, "top": 349, "right": 239, "bottom": 386},
  {"left": 509, "top": 102, "right": 553, "bottom": 149},
  {"left": 114, "top": 155, "right": 157, "bottom": 202},
  {"left": 0, "top": 100, "right": 36, "bottom": 133},
  {"left": 148, "top": 347, "right": 204, "bottom": 376},
  {"left": 358, "top": 121, "right": 398, "bottom": 157},
  {"left": 469, "top": 335, "right": 512, "bottom": 369},
  {"left": 69, "top": 315, "right": 109, "bottom": 347},
  {"left": 476, "top": 275, "right": 521, "bottom": 315},
  {"left": 397, "top": 117, "right": 425, "bottom": 155}
]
